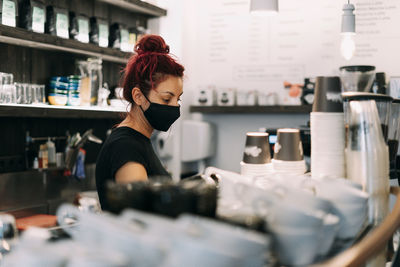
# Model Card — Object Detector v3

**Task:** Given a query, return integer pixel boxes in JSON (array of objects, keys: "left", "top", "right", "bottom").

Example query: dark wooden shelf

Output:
[
  {"left": 189, "top": 105, "right": 312, "bottom": 114},
  {"left": 0, "top": 104, "right": 125, "bottom": 119},
  {"left": 97, "top": 0, "right": 167, "bottom": 17},
  {"left": 0, "top": 25, "right": 131, "bottom": 64}
]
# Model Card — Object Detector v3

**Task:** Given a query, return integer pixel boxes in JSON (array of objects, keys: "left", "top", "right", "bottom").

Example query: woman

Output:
[{"left": 95, "top": 35, "right": 184, "bottom": 210}]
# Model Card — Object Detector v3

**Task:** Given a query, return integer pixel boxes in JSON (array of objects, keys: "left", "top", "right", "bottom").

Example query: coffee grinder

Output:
[
  {"left": 339, "top": 65, "right": 376, "bottom": 92},
  {"left": 340, "top": 65, "right": 397, "bottom": 181},
  {"left": 340, "top": 65, "right": 392, "bottom": 142}
]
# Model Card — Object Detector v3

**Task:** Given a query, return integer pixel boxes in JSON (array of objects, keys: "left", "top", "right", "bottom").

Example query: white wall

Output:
[{"left": 183, "top": 0, "right": 400, "bottom": 97}]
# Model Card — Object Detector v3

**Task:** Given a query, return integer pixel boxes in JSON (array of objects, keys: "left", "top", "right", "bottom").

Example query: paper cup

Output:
[
  {"left": 312, "top": 76, "right": 343, "bottom": 112},
  {"left": 274, "top": 129, "right": 303, "bottom": 161},
  {"left": 242, "top": 132, "right": 271, "bottom": 164}
]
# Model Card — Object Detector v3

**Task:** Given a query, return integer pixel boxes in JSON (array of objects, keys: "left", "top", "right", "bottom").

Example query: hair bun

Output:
[{"left": 135, "top": 35, "right": 170, "bottom": 54}]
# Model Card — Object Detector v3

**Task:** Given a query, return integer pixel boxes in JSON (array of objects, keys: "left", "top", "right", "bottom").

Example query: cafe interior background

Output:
[
  {"left": 1, "top": 0, "right": 400, "bottom": 266},
  {"left": 156, "top": 0, "right": 400, "bottom": 176}
]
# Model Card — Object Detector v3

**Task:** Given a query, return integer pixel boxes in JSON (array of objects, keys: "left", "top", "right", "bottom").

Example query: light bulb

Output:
[{"left": 341, "top": 33, "right": 355, "bottom": 61}]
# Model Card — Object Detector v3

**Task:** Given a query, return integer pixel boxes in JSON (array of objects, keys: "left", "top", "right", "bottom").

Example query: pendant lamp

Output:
[
  {"left": 340, "top": 1, "right": 356, "bottom": 60},
  {"left": 250, "top": 0, "right": 279, "bottom": 14}
]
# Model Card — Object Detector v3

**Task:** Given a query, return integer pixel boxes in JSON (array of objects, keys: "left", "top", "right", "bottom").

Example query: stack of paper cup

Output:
[
  {"left": 272, "top": 128, "right": 306, "bottom": 175},
  {"left": 311, "top": 113, "right": 345, "bottom": 178},
  {"left": 240, "top": 132, "right": 273, "bottom": 177},
  {"left": 240, "top": 161, "right": 273, "bottom": 177},
  {"left": 311, "top": 76, "right": 345, "bottom": 179}
]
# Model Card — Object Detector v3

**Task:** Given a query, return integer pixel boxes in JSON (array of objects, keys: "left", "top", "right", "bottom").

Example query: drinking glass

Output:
[
  {"left": 35, "top": 85, "right": 43, "bottom": 104},
  {"left": 39, "top": 85, "right": 46, "bottom": 104},
  {"left": 31, "top": 84, "right": 39, "bottom": 104},
  {"left": 0, "top": 72, "right": 5, "bottom": 103},
  {"left": 3, "top": 74, "right": 15, "bottom": 104},
  {"left": 23, "top": 83, "right": 32, "bottom": 104},
  {"left": 15, "top": 83, "right": 24, "bottom": 104}
]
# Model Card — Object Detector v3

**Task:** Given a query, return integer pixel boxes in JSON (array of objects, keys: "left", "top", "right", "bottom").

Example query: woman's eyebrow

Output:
[{"left": 161, "top": 91, "right": 181, "bottom": 97}]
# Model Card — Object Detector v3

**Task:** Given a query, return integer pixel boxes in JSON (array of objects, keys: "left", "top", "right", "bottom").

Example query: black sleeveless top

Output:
[{"left": 95, "top": 127, "right": 170, "bottom": 210}]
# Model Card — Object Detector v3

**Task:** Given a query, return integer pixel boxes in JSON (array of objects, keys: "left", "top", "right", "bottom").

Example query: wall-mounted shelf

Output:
[
  {"left": 0, "top": 104, "right": 126, "bottom": 119},
  {"left": 96, "top": 0, "right": 167, "bottom": 17},
  {"left": 0, "top": 25, "right": 131, "bottom": 64},
  {"left": 189, "top": 105, "right": 312, "bottom": 114}
]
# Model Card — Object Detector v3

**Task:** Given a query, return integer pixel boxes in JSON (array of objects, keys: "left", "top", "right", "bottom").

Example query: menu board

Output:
[
  {"left": 190, "top": 0, "right": 400, "bottom": 99},
  {"left": 351, "top": 0, "right": 400, "bottom": 72}
]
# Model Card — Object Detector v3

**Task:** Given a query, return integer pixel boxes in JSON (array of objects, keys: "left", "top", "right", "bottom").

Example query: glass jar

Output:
[{"left": 76, "top": 58, "right": 103, "bottom": 106}]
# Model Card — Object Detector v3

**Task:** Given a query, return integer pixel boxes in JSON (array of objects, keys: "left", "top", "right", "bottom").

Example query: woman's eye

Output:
[{"left": 163, "top": 99, "right": 170, "bottom": 104}]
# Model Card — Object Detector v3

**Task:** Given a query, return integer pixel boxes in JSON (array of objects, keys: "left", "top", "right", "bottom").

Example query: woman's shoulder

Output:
[{"left": 105, "top": 127, "right": 149, "bottom": 149}]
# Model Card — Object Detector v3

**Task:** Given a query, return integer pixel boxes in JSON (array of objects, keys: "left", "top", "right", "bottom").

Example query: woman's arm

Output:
[{"left": 115, "top": 162, "right": 148, "bottom": 184}]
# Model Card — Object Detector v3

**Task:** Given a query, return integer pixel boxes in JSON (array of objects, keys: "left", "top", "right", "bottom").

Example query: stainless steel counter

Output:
[{"left": 0, "top": 164, "right": 96, "bottom": 217}]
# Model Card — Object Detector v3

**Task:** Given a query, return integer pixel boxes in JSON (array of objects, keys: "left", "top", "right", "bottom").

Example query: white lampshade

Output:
[
  {"left": 250, "top": 0, "right": 279, "bottom": 14},
  {"left": 341, "top": 3, "right": 355, "bottom": 34}
]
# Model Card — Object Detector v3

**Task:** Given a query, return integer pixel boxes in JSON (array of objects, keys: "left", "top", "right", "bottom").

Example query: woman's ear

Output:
[{"left": 131, "top": 87, "right": 143, "bottom": 106}]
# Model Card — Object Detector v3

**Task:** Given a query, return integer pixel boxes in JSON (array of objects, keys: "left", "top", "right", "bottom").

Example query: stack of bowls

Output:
[
  {"left": 67, "top": 75, "right": 81, "bottom": 106},
  {"left": 48, "top": 76, "right": 68, "bottom": 106}
]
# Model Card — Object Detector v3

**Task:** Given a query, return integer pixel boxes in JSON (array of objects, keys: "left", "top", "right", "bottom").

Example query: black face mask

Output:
[{"left": 140, "top": 93, "right": 180, "bottom": 132}]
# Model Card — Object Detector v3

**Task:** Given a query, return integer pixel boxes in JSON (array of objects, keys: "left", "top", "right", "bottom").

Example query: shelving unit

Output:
[
  {"left": 0, "top": 0, "right": 170, "bottom": 215},
  {"left": 0, "top": 25, "right": 131, "bottom": 64},
  {"left": 96, "top": 0, "right": 167, "bottom": 17},
  {"left": 0, "top": 104, "right": 126, "bottom": 119},
  {"left": 0, "top": 1, "right": 167, "bottom": 62},
  {"left": 189, "top": 105, "right": 312, "bottom": 114}
]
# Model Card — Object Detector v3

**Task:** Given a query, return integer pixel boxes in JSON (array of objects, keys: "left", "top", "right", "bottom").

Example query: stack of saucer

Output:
[
  {"left": 272, "top": 128, "right": 306, "bottom": 175},
  {"left": 240, "top": 132, "right": 273, "bottom": 177},
  {"left": 311, "top": 76, "right": 345, "bottom": 178}
]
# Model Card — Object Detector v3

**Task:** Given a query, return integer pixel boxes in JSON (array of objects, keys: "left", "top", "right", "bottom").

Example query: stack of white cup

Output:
[{"left": 310, "top": 112, "right": 346, "bottom": 178}]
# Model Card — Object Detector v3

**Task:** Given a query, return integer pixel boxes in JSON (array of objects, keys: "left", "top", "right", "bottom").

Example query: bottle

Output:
[
  {"left": 47, "top": 138, "right": 56, "bottom": 167},
  {"left": 38, "top": 147, "right": 43, "bottom": 169},
  {"left": 41, "top": 144, "right": 48, "bottom": 169},
  {"left": 33, "top": 157, "right": 39, "bottom": 169}
]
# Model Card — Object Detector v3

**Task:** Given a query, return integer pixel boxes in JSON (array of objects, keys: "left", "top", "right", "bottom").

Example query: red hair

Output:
[{"left": 122, "top": 35, "right": 185, "bottom": 104}]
